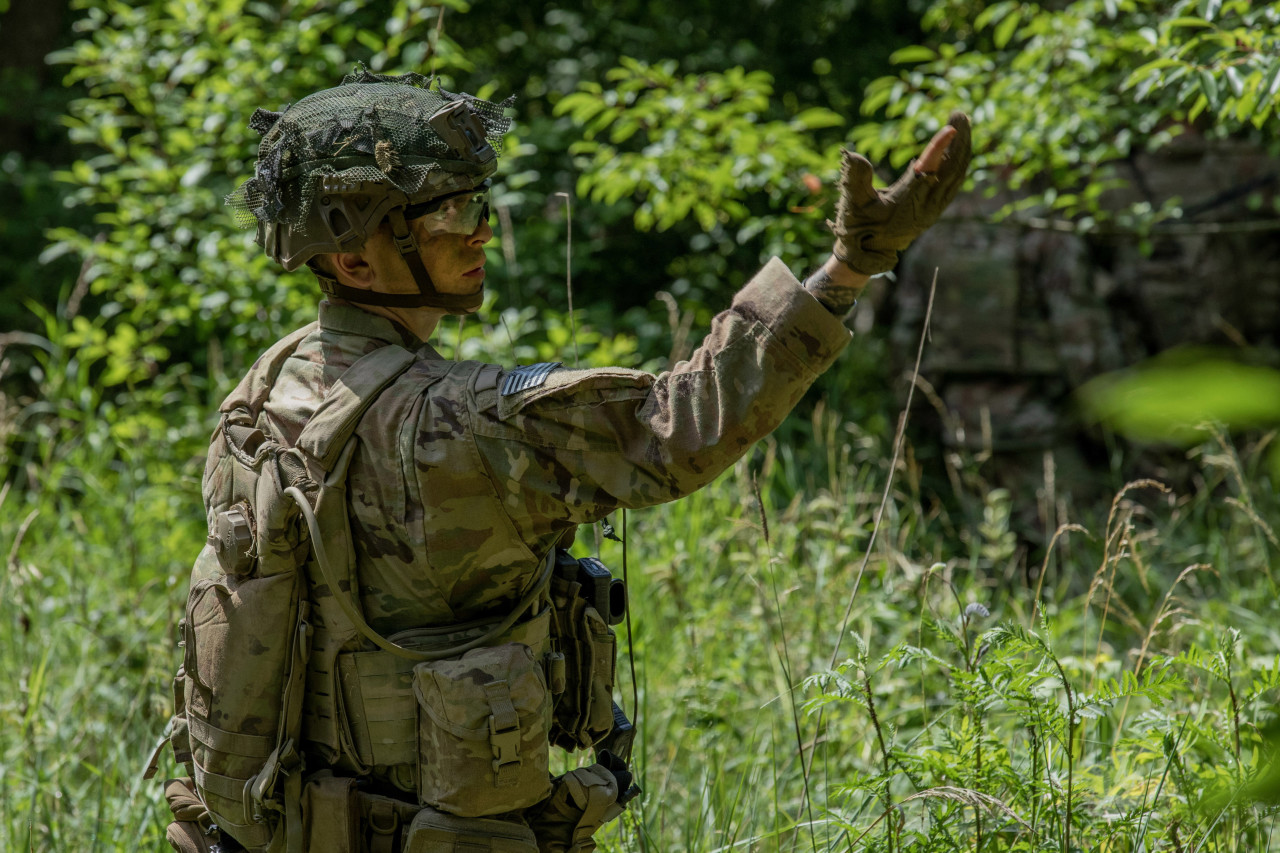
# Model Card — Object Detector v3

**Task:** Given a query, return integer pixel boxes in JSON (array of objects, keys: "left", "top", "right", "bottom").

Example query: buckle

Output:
[
  {"left": 489, "top": 715, "right": 522, "bottom": 776},
  {"left": 392, "top": 232, "right": 417, "bottom": 255}
]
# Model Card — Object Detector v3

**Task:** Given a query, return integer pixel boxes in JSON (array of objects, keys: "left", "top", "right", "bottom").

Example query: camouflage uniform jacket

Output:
[{"left": 251, "top": 257, "right": 851, "bottom": 635}]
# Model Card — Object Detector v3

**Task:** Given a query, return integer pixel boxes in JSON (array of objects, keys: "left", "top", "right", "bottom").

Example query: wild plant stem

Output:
[
  {"left": 862, "top": 670, "right": 894, "bottom": 852},
  {"left": 1065, "top": 719, "right": 1074, "bottom": 853},
  {"left": 554, "top": 191, "right": 580, "bottom": 367},
  {"left": 802, "top": 268, "right": 938, "bottom": 794},
  {"left": 752, "top": 475, "right": 817, "bottom": 853},
  {"left": 1028, "top": 724, "right": 1041, "bottom": 836}
]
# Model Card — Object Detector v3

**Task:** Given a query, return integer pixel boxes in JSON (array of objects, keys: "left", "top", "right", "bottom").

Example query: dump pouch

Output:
[
  {"left": 403, "top": 807, "right": 538, "bottom": 853},
  {"left": 413, "top": 642, "right": 552, "bottom": 816},
  {"left": 525, "top": 759, "right": 629, "bottom": 853}
]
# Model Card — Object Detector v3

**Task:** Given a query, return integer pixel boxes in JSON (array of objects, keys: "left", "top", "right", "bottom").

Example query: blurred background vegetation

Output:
[{"left": 2, "top": 0, "right": 1279, "bottom": 850}]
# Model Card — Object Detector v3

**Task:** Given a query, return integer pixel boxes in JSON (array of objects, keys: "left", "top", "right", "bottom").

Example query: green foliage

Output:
[
  {"left": 1126, "top": 0, "right": 1280, "bottom": 129},
  {"left": 851, "top": 0, "right": 1280, "bottom": 230},
  {"left": 6, "top": 345, "right": 1280, "bottom": 849},
  {"left": 1080, "top": 347, "right": 1280, "bottom": 479},
  {"left": 558, "top": 59, "right": 841, "bottom": 238},
  {"left": 43, "top": 0, "right": 472, "bottom": 380},
  {"left": 1081, "top": 349, "right": 1280, "bottom": 440}
]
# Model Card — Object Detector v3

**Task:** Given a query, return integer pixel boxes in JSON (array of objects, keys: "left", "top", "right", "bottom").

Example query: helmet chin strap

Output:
[{"left": 314, "top": 207, "right": 484, "bottom": 314}]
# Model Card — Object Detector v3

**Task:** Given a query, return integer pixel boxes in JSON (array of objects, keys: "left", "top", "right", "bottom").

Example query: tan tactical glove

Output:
[
  {"left": 163, "top": 777, "right": 218, "bottom": 853},
  {"left": 828, "top": 111, "right": 972, "bottom": 275}
]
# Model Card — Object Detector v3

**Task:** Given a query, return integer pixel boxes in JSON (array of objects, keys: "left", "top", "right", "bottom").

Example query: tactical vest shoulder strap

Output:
[
  {"left": 220, "top": 322, "right": 320, "bottom": 415},
  {"left": 296, "top": 344, "right": 418, "bottom": 471}
]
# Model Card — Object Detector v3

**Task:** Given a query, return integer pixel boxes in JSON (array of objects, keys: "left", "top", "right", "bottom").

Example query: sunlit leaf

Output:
[{"left": 1080, "top": 350, "right": 1280, "bottom": 443}]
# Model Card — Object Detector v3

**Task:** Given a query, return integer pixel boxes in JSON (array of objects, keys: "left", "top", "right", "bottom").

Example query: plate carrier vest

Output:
[{"left": 147, "top": 326, "right": 637, "bottom": 853}]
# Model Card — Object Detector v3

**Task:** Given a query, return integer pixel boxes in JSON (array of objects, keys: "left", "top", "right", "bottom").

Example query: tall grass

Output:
[{"left": 3, "top": 317, "right": 1279, "bottom": 851}]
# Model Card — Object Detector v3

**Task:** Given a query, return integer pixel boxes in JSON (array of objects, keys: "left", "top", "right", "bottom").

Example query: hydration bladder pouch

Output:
[{"left": 413, "top": 642, "right": 552, "bottom": 816}]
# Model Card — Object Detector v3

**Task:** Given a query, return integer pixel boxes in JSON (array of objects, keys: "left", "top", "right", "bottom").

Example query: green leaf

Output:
[
  {"left": 1199, "top": 69, "right": 1220, "bottom": 106},
  {"left": 791, "top": 107, "right": 844, "bottom": 130},
  {"left": 1080, "top": 351, "right": 1280, "bottom": 444},
  {"left": 1166, "top": 16, "right": 1215, "bottom": 28},
  {"left": 1224, "top": 65, "right": 1244, "bottom": 97},
  {"left": 1265, "top": 60, "right": 1280, "bottom": 99},
  {"left": 888, "top": 45, "right": 938, "bottom": 65},
  {"left": 994, "top": 10, "right": 1022, "bottom": 49}
]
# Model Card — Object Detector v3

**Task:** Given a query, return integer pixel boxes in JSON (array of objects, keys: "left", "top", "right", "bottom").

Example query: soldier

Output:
[{"left": 157, "top": 67, "right": 970, "bottom": 853}]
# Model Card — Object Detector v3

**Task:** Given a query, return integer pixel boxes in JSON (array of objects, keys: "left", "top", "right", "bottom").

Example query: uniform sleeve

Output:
[{"left": 468, "top": 257, "right": 853, "bottom": 550}]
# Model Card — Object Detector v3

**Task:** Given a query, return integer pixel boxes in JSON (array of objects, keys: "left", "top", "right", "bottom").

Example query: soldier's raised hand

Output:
[{"left": 828, "top": 111, "right": 972, "bottom": 276}]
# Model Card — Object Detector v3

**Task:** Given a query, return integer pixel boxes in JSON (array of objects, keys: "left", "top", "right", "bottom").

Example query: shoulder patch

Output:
[{"left": 500, "top": 361, "right": 562, "bottom": 396}]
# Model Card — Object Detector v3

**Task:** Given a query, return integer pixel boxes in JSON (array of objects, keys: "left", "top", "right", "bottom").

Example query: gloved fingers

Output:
[
  {"left": 837, "top": 149, "right": 882, "bottom": 209},
  {"left": 900, "top": 111, "right": 972, "bottom": 213},
  {"left": 164, "top": 777, "right": 209, "bottom": 823},
  {"left": 933, "top": 111, "right": 972, "bottom": 198},
  {"left": 913, "top": 125, "right": 958, "bottom": 176}
]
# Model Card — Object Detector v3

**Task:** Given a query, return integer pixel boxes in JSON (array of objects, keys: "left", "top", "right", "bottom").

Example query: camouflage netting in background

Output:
[{"left": 228, "top": 67, "right": 512, "bottom": 236}]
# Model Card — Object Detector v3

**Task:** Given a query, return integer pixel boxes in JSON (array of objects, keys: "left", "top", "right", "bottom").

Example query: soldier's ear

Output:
[{"left": 327, "top": 250, "right": 376, "bottom": 289}]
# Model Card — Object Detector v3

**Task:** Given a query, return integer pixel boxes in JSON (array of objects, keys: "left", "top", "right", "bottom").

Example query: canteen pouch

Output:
[
  {"left": 548, "top": 560, "right": 618, "bottom": 751},
  {"left": 413, "top": 642, "right": 552, "bottom": 816},
  {"left": 404, "top": 806, "right": 537, "bottom": 853}
]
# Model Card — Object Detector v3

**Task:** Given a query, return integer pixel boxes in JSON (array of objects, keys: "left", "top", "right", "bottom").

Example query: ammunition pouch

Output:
[
  {"left": 547, "top": 552, "right": 624, "bottom": 751},
  {"left": 330, "top": 608, "right": 552, "bottom": 773}
]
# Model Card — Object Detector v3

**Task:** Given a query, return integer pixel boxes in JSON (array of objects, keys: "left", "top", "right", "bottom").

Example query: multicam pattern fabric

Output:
[{"left": 243, "top": 257, "right": 850, "bottom": 641}]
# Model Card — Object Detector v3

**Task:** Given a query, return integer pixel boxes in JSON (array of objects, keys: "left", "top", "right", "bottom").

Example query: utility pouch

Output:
[
  {"left": 302, "top": 771, "right": 424, "bottom": 853},
  {"left": 302, "top": 772, "right": 360, "bottom": 853},
  {"left": 525, "top": 760, "right": 628, "bottom": 853},
  {"left": 403, "top": 806, "right": 537, "bottom": 853},
  {"left": 548, "top": 554, "right": 619, "bottom": 751},
  {"left": 338, "top": 608, "right": 552, "bottom": 771},
  {"left": 413, "top": 642, "right": 552, "bottom": 816}
]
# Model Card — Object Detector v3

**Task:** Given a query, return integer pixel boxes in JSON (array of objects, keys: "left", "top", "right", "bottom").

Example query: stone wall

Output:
[{"left": 884, "top": 134, "right": 1280, "bottom": 480}]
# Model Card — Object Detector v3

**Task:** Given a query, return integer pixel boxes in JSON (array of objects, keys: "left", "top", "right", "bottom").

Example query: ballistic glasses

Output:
[{"left": 404, "top": 185, "right": 491, "bottom": 236}]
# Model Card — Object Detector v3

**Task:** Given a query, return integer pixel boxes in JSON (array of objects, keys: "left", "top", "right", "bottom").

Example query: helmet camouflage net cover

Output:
[{"left": 228, "top": 66, "right": 512, "bottom": 312}]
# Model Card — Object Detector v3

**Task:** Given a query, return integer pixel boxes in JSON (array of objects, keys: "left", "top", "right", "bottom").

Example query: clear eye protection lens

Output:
[{"left": 420, "top": 190, "right": 491, "bottom": 236}]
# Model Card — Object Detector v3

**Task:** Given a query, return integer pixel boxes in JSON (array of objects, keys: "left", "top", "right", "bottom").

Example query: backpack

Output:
[{"left": 153, "top": 328, "right": 424, "bottom": 851}]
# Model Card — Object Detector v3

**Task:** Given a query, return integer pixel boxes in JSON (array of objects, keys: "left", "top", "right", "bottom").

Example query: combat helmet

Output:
[{"left": 228, "top": 66, "right": 512, "bottom": 313}]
